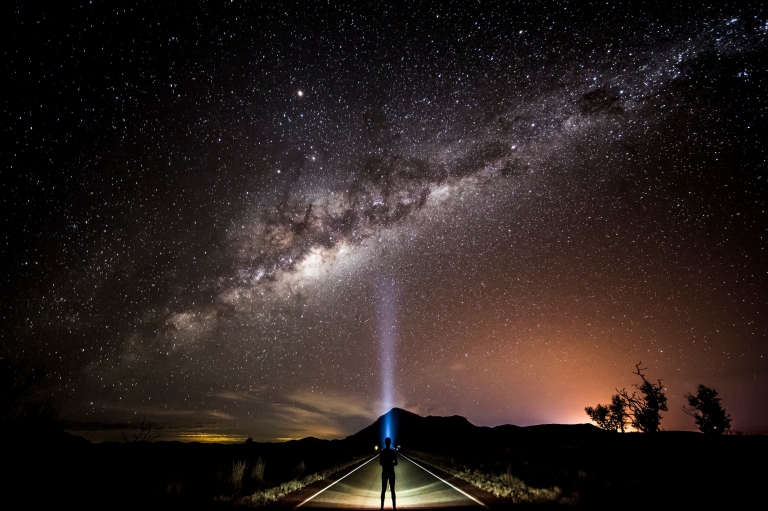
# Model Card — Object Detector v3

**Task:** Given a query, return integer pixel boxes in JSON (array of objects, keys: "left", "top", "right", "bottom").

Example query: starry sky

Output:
[{"left": 5, "top": 1, "right": 767, "bottom": 442}]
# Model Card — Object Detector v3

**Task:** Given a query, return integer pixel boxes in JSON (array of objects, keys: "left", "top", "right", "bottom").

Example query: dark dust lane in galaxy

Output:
[{"left": 4, "top": 1, "right": 767, "bottom": 441}]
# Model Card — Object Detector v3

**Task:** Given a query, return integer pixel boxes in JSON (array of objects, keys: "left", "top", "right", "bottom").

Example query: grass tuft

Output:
[
  {"left": 250, "top": 457, "right": 265, "bottom": 483},
  {"left": 232, "top": 460, "right": 247, "bottom": 491}
]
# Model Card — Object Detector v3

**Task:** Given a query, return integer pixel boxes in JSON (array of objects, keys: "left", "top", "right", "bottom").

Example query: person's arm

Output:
[{"left": 393, "top": 452, "right": 398, "bottom": 466}]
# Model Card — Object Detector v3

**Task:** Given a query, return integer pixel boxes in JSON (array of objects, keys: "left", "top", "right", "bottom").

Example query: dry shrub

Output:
[
  {"left": 500, "top": 462, "right": 515, "bottom": 486},
  {"left": 250, "top": 457, "right": 265, "bottom": 483},
  {"left": 165, "top": 475, "right": 184, "bottom": 494},
  {"left": 232, "top": 460, "right": 247, "bottom": 491}
]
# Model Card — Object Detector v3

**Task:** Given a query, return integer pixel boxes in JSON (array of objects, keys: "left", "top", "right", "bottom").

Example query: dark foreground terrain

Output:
[
  {"left": 354, "top": 409, "right": 768, "bottom": 509},
  {"left": 3, "top": 409, "right": 766, "bottom": 509},
  {"left": 4, "top": 423, "right": 369, "bottom": 510}
]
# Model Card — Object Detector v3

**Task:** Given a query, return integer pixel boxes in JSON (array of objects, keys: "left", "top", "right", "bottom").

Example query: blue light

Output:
[
  {"left": 383, "top": 411, "right": 393, "bottom": 443},
  {"left": 378, "top": 276, "right": 397, "bottom": 446}
]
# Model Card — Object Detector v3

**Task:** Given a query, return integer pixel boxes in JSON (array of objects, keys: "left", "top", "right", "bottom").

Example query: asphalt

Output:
[{"left": 294, "top": 453, "right": 486, "bottom": 510}]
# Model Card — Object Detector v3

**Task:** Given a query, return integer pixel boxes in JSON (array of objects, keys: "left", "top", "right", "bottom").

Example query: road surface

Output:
[{"left": 296, "top": 453, "right": 486, "bottom": 509}]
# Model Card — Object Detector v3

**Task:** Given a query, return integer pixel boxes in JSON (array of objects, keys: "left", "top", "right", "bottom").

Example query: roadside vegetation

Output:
[
  {"left": 235, "top": 456, "right": 369, "bottom": 507},
  {"left": 408, "top": 451, "right": 577, "bottom": 505},
  {"left": 159, "top": 441, "right": 370, "bottom": 506},
  {"left": 405, "top": 431, "right": 765, "bottom": 509},
  {"left": 3, "top": 426, "right": 371, "bottom": 509}
]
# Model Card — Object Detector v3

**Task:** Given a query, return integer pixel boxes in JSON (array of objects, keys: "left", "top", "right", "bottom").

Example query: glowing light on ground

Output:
[{"left": 298, "top": 454, "right": 481, "bottom": 509}]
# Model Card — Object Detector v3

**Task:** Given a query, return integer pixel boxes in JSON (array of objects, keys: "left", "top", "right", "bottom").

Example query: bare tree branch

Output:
[{"left": 123, "top": 417, "right": 160, "bottom": 442}]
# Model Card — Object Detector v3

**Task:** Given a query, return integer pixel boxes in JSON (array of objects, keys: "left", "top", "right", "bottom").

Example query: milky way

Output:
[{"left": 5, "top": 2, "right": 767, "bottom": 441}]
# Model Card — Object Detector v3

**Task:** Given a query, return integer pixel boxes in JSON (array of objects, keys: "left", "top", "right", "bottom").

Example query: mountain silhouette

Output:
[{"left": 345, "top": 408, "right": 606, "bottom": 454}]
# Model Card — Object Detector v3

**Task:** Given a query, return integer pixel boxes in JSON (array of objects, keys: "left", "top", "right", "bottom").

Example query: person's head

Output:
[{"left": 385, "top": 437, "right": 391, "bottom": 447}]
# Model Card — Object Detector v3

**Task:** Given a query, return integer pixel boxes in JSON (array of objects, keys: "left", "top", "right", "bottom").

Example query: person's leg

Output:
[
  {"left": 391, "top": 476, "right": 396, "bottom": 510},
  {"left": 381, "top": 476, "right": 387, "bottom": 509}
]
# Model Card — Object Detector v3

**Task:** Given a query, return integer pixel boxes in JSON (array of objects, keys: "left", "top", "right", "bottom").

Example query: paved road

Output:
[{"left": 297, "top": 453, "right": 485, "bottom": 509}]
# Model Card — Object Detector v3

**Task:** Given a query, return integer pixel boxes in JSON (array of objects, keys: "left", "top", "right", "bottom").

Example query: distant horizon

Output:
[{"left": 58, "top": 406, "right": 768, "bottom": 444}]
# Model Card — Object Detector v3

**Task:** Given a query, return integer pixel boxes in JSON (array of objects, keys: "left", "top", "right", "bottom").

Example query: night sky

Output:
[{"left": 5, "top": 1, "right": 767, "bottom": 442}]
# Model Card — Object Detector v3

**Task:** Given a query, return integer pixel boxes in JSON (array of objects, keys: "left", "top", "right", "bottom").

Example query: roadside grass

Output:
[
  {"left": 408, "top": 451, "right": 578, "bottom": 505},
  {"left": 250, "top": 456, "right": 266, "bottom": 483},
  {"left": 232, "top": 460, "right": 247, "bottom": 491}
]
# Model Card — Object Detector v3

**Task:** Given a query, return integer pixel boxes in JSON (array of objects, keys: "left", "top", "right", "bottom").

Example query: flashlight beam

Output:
[
  {"left": 399, "top": 453, "right": 490, "bottom": 509},
  {"left": 293, "top": 455, "right": 379, "bottom": 509}
]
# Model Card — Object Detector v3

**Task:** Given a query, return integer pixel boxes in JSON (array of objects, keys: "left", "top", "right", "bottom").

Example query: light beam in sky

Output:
[{"left": 378, "top": 275, "right": 398, "bottom": 442}]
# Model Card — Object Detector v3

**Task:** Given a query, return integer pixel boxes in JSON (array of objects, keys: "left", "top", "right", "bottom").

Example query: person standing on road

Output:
[{"left": 380, "top": 437, "right": 397, "bottom": 510}]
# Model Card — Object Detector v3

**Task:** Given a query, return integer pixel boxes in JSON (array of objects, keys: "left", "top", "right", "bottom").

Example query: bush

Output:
[
  {"left": 684, "top": 384, "right": 731, "bottom": 434},
  {"left": 232, "top": 460, "right": 247, "bottom": 491},
  {"left": 250, "top": 457, "right": 265, "bottom": 483}
]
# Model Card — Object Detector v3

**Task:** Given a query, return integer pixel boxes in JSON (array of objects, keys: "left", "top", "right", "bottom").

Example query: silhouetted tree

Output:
[
  {"left": 618, "top": 362, "right": 668, "bottom": 433},
  {"left": 122, "top": 417, "right": 159, "bottom": 442},
  {"left": 585, "top": 393, "right": 629, "bottom": 432},
  {"left": 608, "top": 393, "right": 629, "bottom": 432},
  {"left": 585, "top": 403, "right": 612, "bottom": 430},
  {"left": 684, "top": 384, "right": 731, "bottom": 435}
]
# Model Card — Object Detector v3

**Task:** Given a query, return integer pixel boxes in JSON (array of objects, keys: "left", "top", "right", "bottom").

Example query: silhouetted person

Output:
[{"left": 380, "top": 437, "right": 397, "bottom": 510}]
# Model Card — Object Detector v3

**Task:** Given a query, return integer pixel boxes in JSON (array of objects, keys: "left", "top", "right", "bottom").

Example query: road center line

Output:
[
  {"left": 399, "top": 453, "right": 489, "bottom": 509},
  {"left": 294, "top": 454, "right": 379, "bottom": 509}
]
